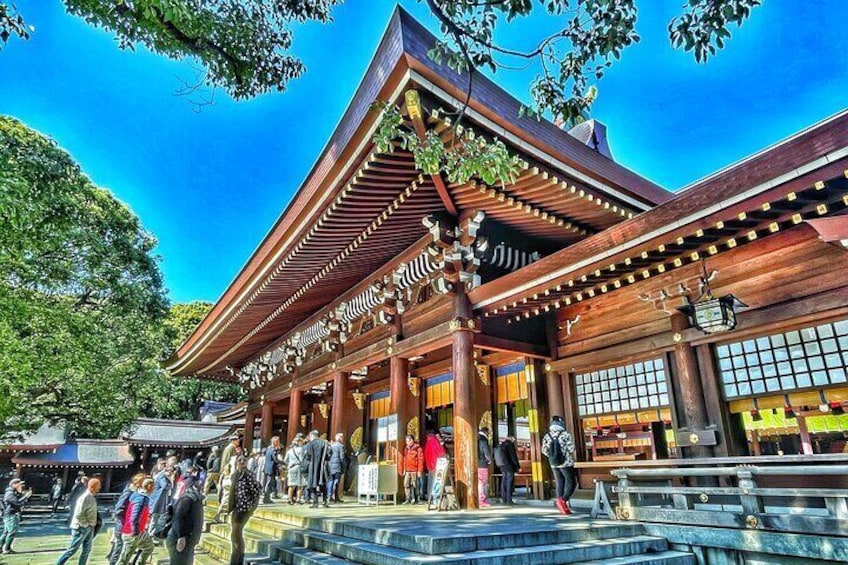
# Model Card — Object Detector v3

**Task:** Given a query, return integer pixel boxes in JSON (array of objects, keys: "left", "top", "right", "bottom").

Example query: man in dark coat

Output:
[
  {"left": 262, "top": 436, "right": 282, "bottom": 504},
  {"left": 494, "top": 436, "right": 521, "bottom": 505},
  {"left": 302, "top": 430, "right": 330, "bottom": 508},
  {"left": 166, "top": 477, "right": 205, "bottom": 565},
  {"left": 1, "top": 478, "right": 32, "bottom": 554}
]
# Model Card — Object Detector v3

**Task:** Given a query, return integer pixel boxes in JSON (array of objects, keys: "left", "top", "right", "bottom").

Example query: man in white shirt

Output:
[{"left": 56, "top": 478, "right": 101, "bottom": 565}]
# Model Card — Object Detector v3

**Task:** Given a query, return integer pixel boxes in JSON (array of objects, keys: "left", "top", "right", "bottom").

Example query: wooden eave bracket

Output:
[{"left": 405, "top": 89, "right": 458, "bottom": 217}]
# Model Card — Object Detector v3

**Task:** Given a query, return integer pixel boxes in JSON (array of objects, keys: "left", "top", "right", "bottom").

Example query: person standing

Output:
[
  {"left": 56, "top": 477, "right": 100, "bottom": 565},
  {"left": 262, "top": 436, "right": 282, "bottom": 504},
  {"left": 166, "top": 477, "right": 205, "bottom": 565},
  {"left": 477, "top": 427, "right": 493, "bottom": 508},
  {"left": 50, "top": 478, "right": 64, "bottom": 515},
  {"left": 400, "top": 435, "right": 424, "bottom": 504},
  {"left": 302, "top": 430, "right": 330, "bottom": 508},
  {"left": 66, "top": 474, "right": 88, "bottom": 526},
  {"left": 1, "top": 478, "right": 32, "bottom": 554},
  {"left": 541, "top": 415, "right": 577, "bottom": 515},
  {"left": 283, "top": 435, "right": 305, "bottom": 504},
  {"left": 495, "top": 436, "right": 521, "bottom": 505},
  {"left": 325, "top": 433, "right": 347, "bottom": 504},
  {"left": 205, "top": 446, "right": 221, "bottom": 495},
  {"left": 423, "top": 429, "right": 446, "bottom": 500},
  {"left": 213, "top": 434, "right": 241, "bottom": 522},
  {"left": 116, "top": 478, "right": 155, "bottom": 565},
  {"left": 226, "top": 456, "right": 262, "bottom": 565},
  {"left": 107, "top": 473, "right": 144, "bottom": 565},
  {"left": 148, "top": 466, "right": 173, "bottom": 537}
]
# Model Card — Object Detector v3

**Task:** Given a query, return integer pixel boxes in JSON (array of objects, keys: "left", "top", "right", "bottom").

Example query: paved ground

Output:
[{"left": 0, "top": 512, "right": 169, "bottom": 565}]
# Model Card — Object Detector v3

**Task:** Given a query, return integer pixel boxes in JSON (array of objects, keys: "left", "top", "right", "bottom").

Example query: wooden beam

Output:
[
  {"left": 405, "top": 89, "right": 458, "bottom": 216},
  {"left": 474, "top": 333, "right": 550, "bottom": 359}
]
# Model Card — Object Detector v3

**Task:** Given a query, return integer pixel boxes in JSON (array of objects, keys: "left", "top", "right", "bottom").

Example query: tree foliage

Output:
[
  {"left": 0, "top": 115, "right": 168, "bottom": 440},
  {"left": 0, "top": 118, "right": 242, "bottom": 441},
  {"left": 3, "top": 1, "right": 761, "bottom": 121},
  {"left": 135, "top": 301, "right": 243, "bottom": 422}
]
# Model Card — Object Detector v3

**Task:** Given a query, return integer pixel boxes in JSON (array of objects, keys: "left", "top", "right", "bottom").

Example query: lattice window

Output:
[
  {"left": 717, "top": 319, "right": 848, "bottom": 399},
  {"left": 575, "top": 358, "right": 669, "bottom": 417}
]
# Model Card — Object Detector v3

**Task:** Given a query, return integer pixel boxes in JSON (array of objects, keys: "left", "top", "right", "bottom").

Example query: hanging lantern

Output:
[
  {"left": 678, "top": 260, "right": 746, "bottom": 334},
  {"left": 351, "top": 390, "right": 367, "bottom": 411}
]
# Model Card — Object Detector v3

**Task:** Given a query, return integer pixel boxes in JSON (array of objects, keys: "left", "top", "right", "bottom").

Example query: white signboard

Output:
[{"left": 358, "top": 464, "right": 379, "bottom": 496}]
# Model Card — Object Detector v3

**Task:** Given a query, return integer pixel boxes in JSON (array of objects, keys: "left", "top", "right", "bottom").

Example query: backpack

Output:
[
  {"left": 548, "top": 431, "right": 567, "bottom": 466},
  {"left": 493, "top": 445, "right": 506, "bottom": 468}
]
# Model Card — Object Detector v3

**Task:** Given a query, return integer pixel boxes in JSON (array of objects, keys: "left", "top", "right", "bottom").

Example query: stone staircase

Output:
[{"left": 180, "top": 500, "right": 695, "bottom": 565}]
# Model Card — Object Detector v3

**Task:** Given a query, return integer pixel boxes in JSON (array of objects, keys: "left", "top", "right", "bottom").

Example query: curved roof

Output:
[
  {"left": 167, "top": 7, "right": 670, "bottom": 378},
  {"left": 12, "top": 440, "right": 134, "bottom": 468},
  {"left": 122, "top": 418, "right": 235, "bottom": 447}
]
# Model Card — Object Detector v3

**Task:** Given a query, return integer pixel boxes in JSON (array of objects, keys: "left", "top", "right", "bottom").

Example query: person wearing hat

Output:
[
  {"left": 541, "top": 415, "right": 576, "bottom": 515},
  {"left": 1, "top": 478, "right": 32, "bottom": 554},
  {"left": 205, "top": 445, "right": 221, "bottom": 495},
  {"left": 212, "top": 434, "right": 241, "bottom": 523}
]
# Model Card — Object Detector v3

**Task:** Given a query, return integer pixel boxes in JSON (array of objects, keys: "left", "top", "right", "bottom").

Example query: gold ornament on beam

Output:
[
  {"left": 317, "top": 400, "right": 330, "bottom": 419},
  {"left": 407, "top": 375, "right": 421, "bottom": 397},
  {"left": 300, "top": 414, "right": 308, "bottom": 428},
  {"left": 476, "top": 364, "right": 490, "bottom": 386},
  {"left": 352, "top": 390, "right": 367, "bottom": 411}
]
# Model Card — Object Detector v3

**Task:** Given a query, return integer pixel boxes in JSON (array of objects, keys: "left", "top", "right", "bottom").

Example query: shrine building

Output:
[{"left": 168, "top": 7, "right": 848, "bottom": 509}]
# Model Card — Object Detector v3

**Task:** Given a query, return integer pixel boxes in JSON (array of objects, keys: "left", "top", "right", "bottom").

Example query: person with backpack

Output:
[
  {"left": 494, "top": 436, "right": 521, "bottom": 505},
  {"left": 541, "top": 415, "right": 577, "bottom": 515},
  {"left": 116, "top": 478, "right": 155, "bottom": 565},
  {"left": 166, "top": 476, "right": 205, "bottom": 565},
  {"left": 107, "top": 473, "right": 144, "bottom": 565}
]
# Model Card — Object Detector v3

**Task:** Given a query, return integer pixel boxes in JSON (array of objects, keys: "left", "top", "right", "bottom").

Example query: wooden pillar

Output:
[
  {"left": 526, "top": 359, "right": 551, "bottom": 500},
  {"left": 243, "top": 410, "right": 257, "bottom": 453},
  {"left": 286, "top": 388, "right": 304, "bottom": 447},
  {"left": 331, "top": 372, "right": 361, "bottom": 445},
  {"left": 671, "top": 313, "right": 714, "bottom": 459},
  {"left": 61, "top": 467, "right": 70, "bottom": 490},
  {"left": 105, "top": 468, "right": 113, "bottom": 493},
  {"left": 452, "top": 289, "right": 478, "bottom": 509},
  {"left": 260, "top": 402, "right": 274, "bottom": 447},
  {"left": 545, "top": 367, "right": 566, "bottom": 422},
  {"left": 390, "top": 357, "right": 414, "bottom": 459}
]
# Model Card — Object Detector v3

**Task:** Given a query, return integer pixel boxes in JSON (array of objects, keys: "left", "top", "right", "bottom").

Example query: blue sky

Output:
[{"left": 2, "top": 1, "right": 847, "bottom": 304}]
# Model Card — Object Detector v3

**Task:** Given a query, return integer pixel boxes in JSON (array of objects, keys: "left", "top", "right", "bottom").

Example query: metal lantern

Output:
[{"left": 678, "top": 260, "right": 746, "bottom": 334}]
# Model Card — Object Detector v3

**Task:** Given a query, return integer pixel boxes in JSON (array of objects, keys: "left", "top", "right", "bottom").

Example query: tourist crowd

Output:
[{"left": 0, "top": 418, "right": 576, "bottom": 564}]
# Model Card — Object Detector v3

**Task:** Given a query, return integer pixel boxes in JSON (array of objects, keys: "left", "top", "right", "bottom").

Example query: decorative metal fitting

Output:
[
  {"left": 745, "top": 515, "right": 759, "bottom": 528},
  {"left": 407, "top": 375, "right": 421, "bottom": 398},
  {"left": 699, "top": 493, "right": 709, "bottom": 504}
]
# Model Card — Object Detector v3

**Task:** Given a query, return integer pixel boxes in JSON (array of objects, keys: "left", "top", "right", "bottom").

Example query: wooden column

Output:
[
  {"left": 243, "top": 410, "right": 257, "bottom": 453},
  {"left": 545, "top": 366, "right": 566, "bottom": 422},
  {"left": 260, "top": 402, "right": 274, "bottom": 447},
  {"left": 671, "top": 313, "right": 714, "bottom": 459},
  {"left": 390, "top": 356, "right": 414, "bottom": 457},
  {"left": 286, "top": 388, "right": 304, "bottom": 447},
  {"left": 330, "top": 372, "right": 350, "bottom": 438},
  {"left": 452, "top": 289, "right": 478, "bottom": 509},
  {"left": 104, "top": 468, "right": 113, "bottom": 493},
  {"left": 526, "top": 359, "right": 551, "bottom": 500}
]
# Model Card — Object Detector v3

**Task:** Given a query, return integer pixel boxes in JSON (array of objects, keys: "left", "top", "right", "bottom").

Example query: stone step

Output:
[
  {"left": 281, "top": 545, "right": 363, "bottom": 565},
  {"left": 316, "top": 520, "right": 645, "bottom": 554},
  {"left": 292, "top": 531, "right": 671, "bottom": 565},
  {"left": 578, "top": 551, "right": 697, "bottom": 565}
]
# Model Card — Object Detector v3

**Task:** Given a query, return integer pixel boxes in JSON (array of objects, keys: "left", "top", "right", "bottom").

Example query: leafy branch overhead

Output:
[
  {"left": 3, "top": 1, "right": 759, "bottom": 118},
  {"left": 372, "top": 101, "right": 522, "bottom": 186},
  {"left": 423, "top": 0, "right": 761, "bottom": 126}
]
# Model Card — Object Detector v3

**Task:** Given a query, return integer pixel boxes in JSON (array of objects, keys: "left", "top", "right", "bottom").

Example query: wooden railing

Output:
[{"left": 611, "top": 463, "right": 848, "bottom": 536}]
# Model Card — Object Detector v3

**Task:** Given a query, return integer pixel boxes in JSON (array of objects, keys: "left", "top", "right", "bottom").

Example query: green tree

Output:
[
  {"left": 0, "top": 0, "right": 760, "bottom": 123},
  {"left": 135, "top": 301, "right": 243, "bottom": 421},
  {"left": 0, "top": 115, "right": 169, "bottom": 440}
]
